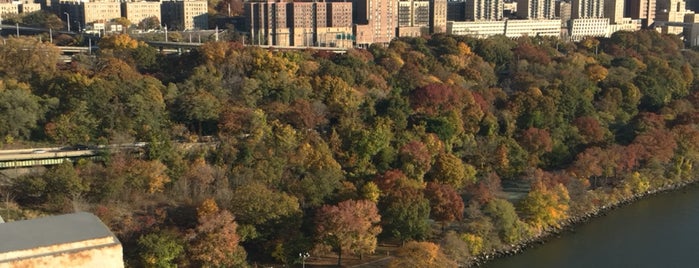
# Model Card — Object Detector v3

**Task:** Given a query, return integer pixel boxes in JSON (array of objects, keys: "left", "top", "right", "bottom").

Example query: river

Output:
[{"left": 484, "top": 184, "right": 699, "bottom": 268}]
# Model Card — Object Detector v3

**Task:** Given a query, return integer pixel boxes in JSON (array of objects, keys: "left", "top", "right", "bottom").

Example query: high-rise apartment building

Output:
[
  {"left": 466, "top": 0, "right": 504, "bottom": 20},
  {"left": 626, "top": 0, "right": 657, "bottom": 27},
  {"left": 354, "top": 0, "right": 398, "bottom": 45},
  {"left": 162, "top": 0, "right": 208, "bottom": 30},
  {"left": 0, "top": 3, "right": 17, "bottom": 15},
  {"left": 447, "top": 1, "right": 466, "bottom": 21},
  {"left": 20, "top": 0, "right": 41, "bottom": 13},
  {"left": 122, "top": 1, "right": 161, "bottom": 28},
  {"left": 61, "top": 1, "right": 121, "bottom": 32},
  {"left": 604, "top": 0, "right": 624, "bottom": 23},
  {"left": 329, "top": 1, "right": 352, "bottom": 27},
  {"left": 656, "top": 0, "right": 688, "bottom": 33},
  {"left": 571, "top": 0, "right": 604, "bottom": 18},
  {"left": 430, "top": 0, "right": 447, "bottom": 33},
  {"left": 246, "top": 0, "right": 288, "bottom": 45},
  {"left": 397, "top": 0, "right": 430, "bottom": 36},
  {"left": 245, "top": 0, "right": 353, "bottom": 47},
  {"left": 517, "top": 0, "right": 554, "bottom": 19},
  {"left": 398, "top": 0, "right": 430, "bottom": 27}
]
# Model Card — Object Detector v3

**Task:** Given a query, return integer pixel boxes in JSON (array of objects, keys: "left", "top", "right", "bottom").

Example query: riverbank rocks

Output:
[{"left": 467, "top": 180, "right": 699, "bottom": 267}]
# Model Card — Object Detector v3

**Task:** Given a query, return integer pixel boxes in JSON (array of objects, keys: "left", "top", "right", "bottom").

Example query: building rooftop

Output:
[{"left": 0, "top": 212, "right": 117, "bottom": 254}]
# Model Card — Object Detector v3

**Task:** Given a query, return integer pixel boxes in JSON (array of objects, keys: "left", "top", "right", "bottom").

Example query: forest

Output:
[{"left": 1, "top": 30, "right": 699, "bottom": 267}]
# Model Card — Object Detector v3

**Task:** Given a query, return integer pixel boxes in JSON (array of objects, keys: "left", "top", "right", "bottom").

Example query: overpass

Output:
[
  {"left": 144, "top": 40, "right": 349, "bottom": 54},
  {"left": 0, "top": 148, "right": 100, "bottom": 169},
  {"left": 0, "top": 142, "right": 216, "bottom": 169}
]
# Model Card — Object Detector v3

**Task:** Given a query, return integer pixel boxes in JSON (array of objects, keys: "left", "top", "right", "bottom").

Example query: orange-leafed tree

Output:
[
  {"left": 388, "top": 241, "right": 457, "bottom": 268},
  {"left": 425, "top": 182, "right": 464, "bottom": 224},
  {"left": 315, "top": 199, "right": 382, "bottom": 266},
  {"left": 188, "top": 198, "right": 247, "bottom": 267}
]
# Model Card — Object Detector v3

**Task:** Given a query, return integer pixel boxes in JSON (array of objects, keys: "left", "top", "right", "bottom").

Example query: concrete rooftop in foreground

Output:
[{"left": 0, "top": 212, "right": 123, "bottom": 268}]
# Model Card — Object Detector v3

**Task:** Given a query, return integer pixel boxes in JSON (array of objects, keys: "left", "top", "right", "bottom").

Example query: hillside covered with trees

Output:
[{"left": 2, "top": 30, "right": 699, "bottom": 267}]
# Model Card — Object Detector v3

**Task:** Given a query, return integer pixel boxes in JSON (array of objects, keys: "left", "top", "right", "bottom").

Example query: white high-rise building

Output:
[
  {"left": 571, "top": 0, "right": 604, "bottom": 18},
  {"left": 517, "top": 0, "right": 555, "bottom": 19},
  {"left": 466, "top": 0, "right": 504, "bottom": 20}
]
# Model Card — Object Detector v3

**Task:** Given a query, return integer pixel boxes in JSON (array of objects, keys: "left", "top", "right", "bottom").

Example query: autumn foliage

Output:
[{"left": 3, "top": 29, "right": 699, "bottom": 267}]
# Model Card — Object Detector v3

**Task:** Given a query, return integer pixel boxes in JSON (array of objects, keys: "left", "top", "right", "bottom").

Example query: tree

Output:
[
  {"left": 0, "top": 37, "right": 60, "bottom": 81},
  {"left": 215, "top": 0, "right": 244, "bottom": 16},
  {"left": 126, "top": 160, "right": 171, "bottom": 194},
  {"left": 316, "top": 199, "right": 382, "bottom": 266},
  {"left": 228, "top": 182, "right": 301, "bottom": 226},
  {"left": 388, "top": 241, "right": 457, "bottom": 268},
  {"left": 44, "top": 101, "right": 98, "bottom": 144},
  {"left": 18, "top": 11, "right": 65, "bottom": 30},
  {"left": 425, "top": 182, "right": 464, "bottom": 223},
  {"left": 113, "top": 17, "right": 131, "bottom": 32},
  {"left": 188, "top": 198, "right": 248, "bottom": 267},
  {"left": 411, "top": 83, "right": 461, "bottom": 116},
  {"left": 0, "top": 80, "right": 47, "bottom": 140},
  {"left": 399, "top": 140, "right": 433, "bottom": 180},
  {"left": 440, "top": 231, "right": 471, "bottom": 265},
  {"left": 98, "top": 34, "right": 139, "bottom": 50},
  {"left": 519, "top": 179, "right": 570, "bottom": 232},
  {"left": 378, "top": 178, "right": 431, "bottom": 242},
  {"left": 426, "top": 153, "right": 476, "bottom": 189},
  {"left": 40, "top": 161, "right": 89, "bottom": 212},
  {"left": 137, "top": 230, "right": 184, "bottom": 268},
  {"left": 483, "top": 199, "right": 529, "bottom": 244},
  {"left": 138, "top": 16, "right": 161, "bottom": 31},
  {"left": 518, "top": 127, "right": 553, "bottom": 165},
  {"left": 573, "top": 116, "right": 606, "bottom": 144}
]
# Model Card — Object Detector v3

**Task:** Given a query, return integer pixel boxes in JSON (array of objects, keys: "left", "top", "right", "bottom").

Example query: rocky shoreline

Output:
[{"left": 467, "top": 179, "right": 699, "bottom": 267}]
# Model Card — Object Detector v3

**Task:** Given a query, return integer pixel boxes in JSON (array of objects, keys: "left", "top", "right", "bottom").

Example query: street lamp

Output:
[
  {"left": 299, "top": 252, "right": 310, "bottom": 268},
  {"left": 63, "top": 12, "right": 70, "bottom": 32}
]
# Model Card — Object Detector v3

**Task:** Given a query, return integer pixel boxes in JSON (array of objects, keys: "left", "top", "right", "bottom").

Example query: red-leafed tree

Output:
[
  {"left": 188, "top": 198, "right": 247, "bottom": 267},
  {"left": 425, "top": 182, "right": 465, "bottom": 223},
  {"left": 570, "top": 147, "right": 605, "bottom": 186},
  {"left": 411, "top": 83, "right": 461, "bottom": 116},
  {"left": 284, "top": 99, "right": 328, "bottom": 130},
  {"left": 316, "top": 199, "right": 382, "bottom": 266},
  {"left": 573, "top": 116, "right": 606, "bottom": 144},
  {"left": 374, "top": 169, "right": 410, "bottom": 194},
  {"left": 632, "top": 129, "right": 677, "bottom": 164},
  {"left": 512, "top": 40, "right": 551, "bottom": 65},
  {"left": 518, "top": 127, "right": 553, "bottom": 165}
]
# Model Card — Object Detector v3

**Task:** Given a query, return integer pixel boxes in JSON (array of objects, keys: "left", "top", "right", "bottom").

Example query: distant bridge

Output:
[
  {"left": 144, "top": 40, "right": 349, "bottom": 54},
  {"left": 0, "top": 148, "right": 100, "bottom": 169},
  {"left": 0, "top": 142, "right": 214, "bottom": 169},
  {"left": 0, "top": 144, "right": 148, "bottom": 169}
]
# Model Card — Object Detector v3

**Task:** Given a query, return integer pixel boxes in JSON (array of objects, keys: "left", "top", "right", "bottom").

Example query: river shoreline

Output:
[{"left": 467, "top": 179, "right": 699, "bottom": 267}]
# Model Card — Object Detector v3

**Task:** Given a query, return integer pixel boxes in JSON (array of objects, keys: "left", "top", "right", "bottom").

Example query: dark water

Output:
[{"left": 485, "top": 184, "right": 699, "bottom": 268}]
